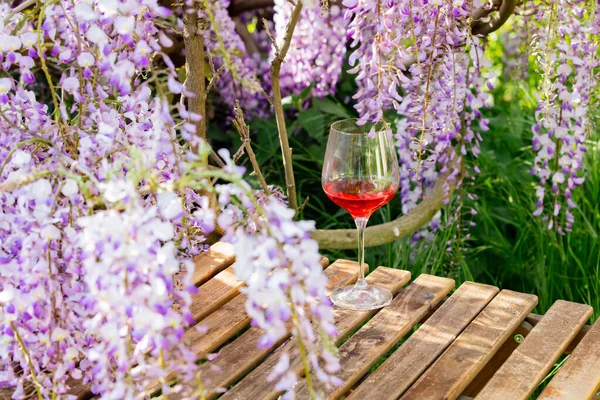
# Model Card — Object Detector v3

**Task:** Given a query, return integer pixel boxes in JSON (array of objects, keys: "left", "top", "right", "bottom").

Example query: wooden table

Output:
[{"left": 4, "top": 242, "right": 600, "bottom": 399}]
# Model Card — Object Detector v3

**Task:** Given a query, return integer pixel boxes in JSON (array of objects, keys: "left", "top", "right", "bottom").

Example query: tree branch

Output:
[
  {"left": 3, "top": 0, "right": 36, "bottom": 24},
  {"left": 471, "top": 0, "right": 517, "bottom": 35},
  {"left": 234, "top": 17, "right": 260, "bottom": 54},
  {"left": 311, "top": 162, "right": 456, "bottom": 250},
  {"left": 269, "top": 2, "right": 303, "bottom": 212},
  {"left": 183, "top": 9, "right": 207, "bottom": 143},
  {"left": 233, "top": 100, "right": 270, "bottom": 194}
]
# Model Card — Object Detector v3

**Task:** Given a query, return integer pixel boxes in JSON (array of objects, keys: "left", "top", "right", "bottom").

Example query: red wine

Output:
[{"left": 324, "top": 178, "right": 398, "bottom": 218}]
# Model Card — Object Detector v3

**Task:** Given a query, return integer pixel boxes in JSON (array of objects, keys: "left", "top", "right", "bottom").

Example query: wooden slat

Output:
[
  {"left": 142, "top": 259, "right": 358, "bottom": 397},
  {"left": 193, "top": 267, "right": 410, "bottom": 400},
  {"left": 189, "top": 265, "right": 242, "bottom": 323},
  {"left": 400, "top": 290, "right": 538, "bottom": 400},
  {"left": 538, "top": 317, "right": 600, "bottom": 400},
  {"left": 190, "top": 256, "right": 328, "bottom": 325},
  {"left": 186, "top": 258, "right": 345, "bottom": 354},
  {"left": 295, "top": 274, "right": 455, "bottom": 399},
  {"left": 526, "top": 313, "right": 592, "bottom": 355},
  {"left": 348, "top": 281, "right": 499, "bottom": 400},
  {"left": 461, "top": 320, "right": 533, "bottom": 396},
  {"left": 463, "top": 310, "right": 595, "bottom": 397},
  {"left": 185, "top": 242, "right": 236, "bottom": 286},
  {"left": 473, "top": 300, "right": 591, "bottom": 400}
]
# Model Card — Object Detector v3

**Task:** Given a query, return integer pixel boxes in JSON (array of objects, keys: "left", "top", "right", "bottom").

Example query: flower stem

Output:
[
  {"left": 415, "top": 7, "right": 440, "bottom": 176},
  {"left": 37, "top": 0, "right": 60, "bottom": 122},
  {"left": 10, "top": 322, "right": 43, "bottom": 400},
  {"left": 291, "top": 303, "right": 315, "bottom": 399},
  {"left": 195, "top": 372, "right": 207, "bottom": 400}
]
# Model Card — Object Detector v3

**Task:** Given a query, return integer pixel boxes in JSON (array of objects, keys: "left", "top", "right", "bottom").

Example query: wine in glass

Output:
[{"left": 322, "top": 119, "right": 400, "bottom": 310}]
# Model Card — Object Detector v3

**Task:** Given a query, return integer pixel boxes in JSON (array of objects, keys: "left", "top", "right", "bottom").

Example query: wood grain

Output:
[
  {"left": 142, "top": 259, "right": 357, "bottom": 397},
  {"left": 177, "top": 267, "right": 409, "bottom": 400},
  {"left": 474, "top": 300, "right": 592, "bottom": 400},
  {"left": 348, "top": 281, "right": 499, "bottom": 400},
  {"left": 461, "top": 320, "right": 533, "bottom": 397},
  {"left": 295, "top": 274, "right": 455, "bottom": 399},
  {"left": 189, "top": 265, "right": 243, "bottom": 323},
  {"left": 220, "top": 267, "right": 412, "bottom": 400},
  {"left": 401, "top": 290, "right": 538, "bottom": 400},
  {"left": 526, "top": 313, "right": 592, "bottom": 355},
  {"left": 538, "top": 317, "right": 600, "bottom": 400},
  {"left": 0, "top": 389, "right": 15, "bottom": 400},
  {"left": 184, "top": 242, "right": 236, "bottom": 286}
]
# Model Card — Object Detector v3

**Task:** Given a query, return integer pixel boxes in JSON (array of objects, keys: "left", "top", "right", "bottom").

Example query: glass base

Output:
[{"left": 330, "top": 283, "right": 393, "bottom": 311}]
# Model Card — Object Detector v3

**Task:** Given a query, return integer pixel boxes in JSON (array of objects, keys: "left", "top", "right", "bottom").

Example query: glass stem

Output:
[{"left": 355, "top": 216, "right": 368, "bottom": 289}]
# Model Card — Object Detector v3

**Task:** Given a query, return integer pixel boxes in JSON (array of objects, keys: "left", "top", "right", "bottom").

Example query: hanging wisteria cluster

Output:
[
  {"left": 0, "top": 0, "right": 337, "bottom": 398},
  {"left": 1, "top": 0, "right": 600, "bottom": 398},
  {"left": 214, "top": 158, "right": 340, "bottom": 394},
  {"left": 205, "top": 0, "right": 349, "bottom": 116},
  {"left": 530, "top": 0, "right": 598, "bottom": 233},
  {"left": 343, "top": 0, "right": 597, "bottom": 235},
  {"left": 273, "top": 1, "right": 348, "bottom": 98}
]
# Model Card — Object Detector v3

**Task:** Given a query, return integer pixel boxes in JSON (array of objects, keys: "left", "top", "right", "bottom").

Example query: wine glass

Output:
[{"left": 322, "top": 119, "right": 400, "bottom": 310}]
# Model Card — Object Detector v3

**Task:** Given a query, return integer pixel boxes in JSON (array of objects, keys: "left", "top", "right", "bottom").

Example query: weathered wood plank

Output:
[
  {"left": 474, "top": 300, "right": 592, "bottom": 400},
  {"left": 463, "top": 312, "right": 594, "bottom": 397},
  {"left": 348, "top": 281, "right": 499, "bottom": 400},
  {"left": 400, "top": 290, "right": 538, "bottom": 400},
  {"left": 189, "top": 265, "right": 242, "bottom": 323},
  {"left": 526, "top": 313, "right": 592, "bottom": 355},
  {"left": 295, "top": 274, "right": 455, "bottom": 400},
  {"left": 463, "top": 312, "right": 595, "bottom": 398},
  {"left": 461, "top": 320, "right": 533, "bottom": 397},
  {"left": 538, "top": 317, "right": 600, "bottom": 400},
  {"left": 142, "top": 258, "right": 357, "bottom": 397},
  {"left": 192, "top": 267, "right": 410, "bottom": 400},
  {"left": 185, "top": 242, "right": 236, "bottom": 286},
  {"left": 186, "top": 258, "right": 342, "bottom": 355},
  {"left": 220, "top": 267, "right": 413, "bottom": 400}
]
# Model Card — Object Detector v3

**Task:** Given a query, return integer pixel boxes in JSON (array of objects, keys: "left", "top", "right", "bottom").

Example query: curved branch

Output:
[
  {"left": 311, "top": 162, "right": 456, "bottom": 250},
  {"left": 472, "top": 0, "right": 517, "bottom": 35},
  {"left": 3, "top": 0, "right": 36, "bottom": 24}
]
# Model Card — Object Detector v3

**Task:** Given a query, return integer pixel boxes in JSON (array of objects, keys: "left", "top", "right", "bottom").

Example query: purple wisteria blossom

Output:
[
  {"left": 343, "top": 0, "right": 492, "bottom": 233},
  {"left": 0, "top": 2, "right": 339, "bottom": 398},
  {"left": 530, "top": 0, "right": 598, "bottom": 233},
  {"left": 198, "top": 0, "right": 268, "bottom": 116},
  {"left": 208, "top": 150, "right": 340, "bottom": 396},
  {"left": 344, "top": 0, "right": 407, "bottom": 133},
  {"left": 274, "top": 1, "right": 349, "bottom": 98}
]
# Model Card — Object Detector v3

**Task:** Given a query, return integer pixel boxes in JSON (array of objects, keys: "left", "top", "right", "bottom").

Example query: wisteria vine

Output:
[
  {"left": 1, "top": 0, "right": 599, "bottom": 399},
  {"left": 530, "top": 0, "right": 598, "bottom": 233},
  {"left": 0, "top": 0, "right": 338, "bottom": 399}
]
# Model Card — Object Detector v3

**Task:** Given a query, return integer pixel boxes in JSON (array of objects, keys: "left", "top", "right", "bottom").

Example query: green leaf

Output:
[
  {"left": 298, "top": 108, "right": 325, "bottom": 140},
  {"left": 313, "top": 98, "right": 352, "bottom": 119}
]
